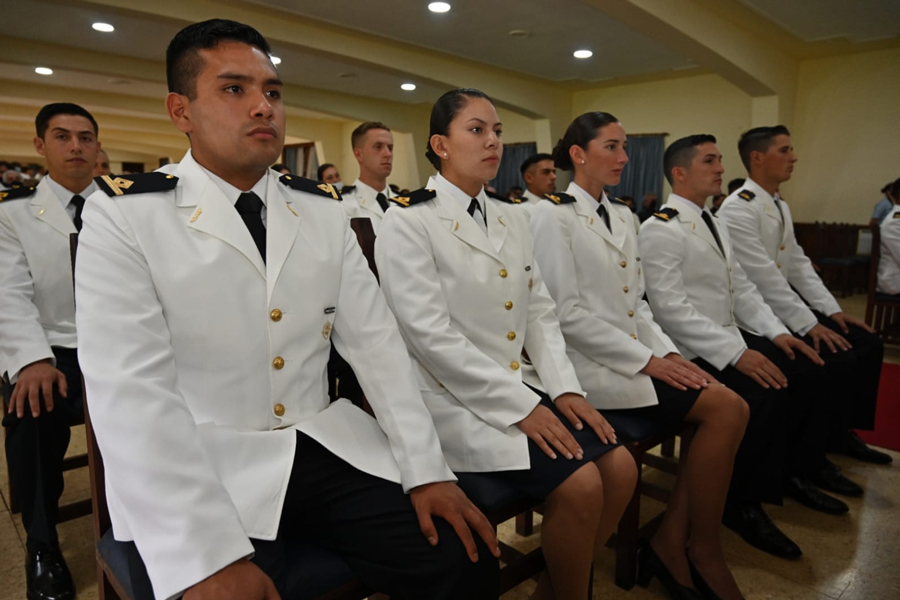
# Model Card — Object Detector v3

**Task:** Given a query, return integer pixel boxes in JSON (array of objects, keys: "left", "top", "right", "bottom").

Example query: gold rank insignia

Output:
[
  {"left": 652, "top": 207, "right": 679, "bottom": 221},
  {"left": 322, "top": 321, "right": 332, "bottom": 340},
  {"left": 388, "top": 188, "right": 436, "bottom": 208},
  {"left": 95, "top": 172, "right": 178, "bottom": 197},
  {"left": 738, "top": 189, "right": 756, "bottom": 202},
  {"left": 0, "top": 186, "right": 36, "bottom": 202},
  {"left": 317, "top": 183, "right": 340, "bottom": 200},
  {"left": 894, "top": 213, "right": 900, "bottom": 219},
  {"left": 279, "top": 174, "right": 343, "bottom": 201},
  {"left": 544, "top": 192, "right": 575, "bottom": 204},
  {"left": 392, "top": 196, "right": 410, "bottom": 207}
]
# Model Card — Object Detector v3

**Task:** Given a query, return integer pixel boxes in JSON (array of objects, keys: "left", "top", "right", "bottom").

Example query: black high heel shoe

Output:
[
  {"left": 686, "top": 550, "right": 745, "bottom": 600},
  {"left": 636, "top": 540, "right": 704, "bottom": 600}
]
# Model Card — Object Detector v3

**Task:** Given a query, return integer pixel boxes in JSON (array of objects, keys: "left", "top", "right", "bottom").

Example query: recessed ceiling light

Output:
[
  {"left": 401, "top": 83, "right": 417, "bottom": 91},
  {"left": 92, "top": 22, "right": 115, "bottom": 33},
  {"left": 270, "top": 56, "right": 282, "bottom": 65},
  {"left": 573, "top": 49, "right": 593, "bottom": 59},
  {"left": 338, "top": 72, "right": 357, "bottom": 78},
  {"left": 508, "top": 30, "right": 530, "bottom": 38},
  {"left": 35, "top": 67, "right": 53, "bottom": 75},
  {"left": 428, "top": 2, "right": 451, "bottom": 13}
]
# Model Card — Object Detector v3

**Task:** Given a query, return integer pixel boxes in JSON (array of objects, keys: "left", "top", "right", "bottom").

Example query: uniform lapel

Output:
[
  {"left": 486, "top": 200, "right": 509, "bottom": 254},
  {"left": 435, "top": 192, "right": 500, "bottom": 261},
  {"left": 30, "top": 183, "right": 75, "bottom": 238},
  {"left": 572, "top": 193, "right": 619, "bottom": 250},
  {"left": 265, "top": 171, "right": 302, "bottom": 301},
  {"left": 357, "top": 193, "right": 386, "bottom": 220},
  {"left": 678, "top": 205, "right": 725, "bottom": 260},
  {"left": 177, "top": 153, "right": 266, "bottom": 279}
]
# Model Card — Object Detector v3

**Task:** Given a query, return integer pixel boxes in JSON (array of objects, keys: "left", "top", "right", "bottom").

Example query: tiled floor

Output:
[{"left": 2, "top": 294, "right": 898, "bottom": 599}]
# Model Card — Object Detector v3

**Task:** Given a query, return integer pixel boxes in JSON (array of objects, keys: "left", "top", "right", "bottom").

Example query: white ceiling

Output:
[{"left": 738, "top": 0, "right": 900, "bottom": 43}]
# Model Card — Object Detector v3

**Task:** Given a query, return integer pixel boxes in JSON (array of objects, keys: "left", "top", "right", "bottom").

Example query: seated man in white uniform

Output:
[
  {"left": 339, "top": 122, "right": 395, "bottom": 234},
  {"left": 519, "top": 153, "right": 557, "bottom": 213},
  {"left": 75, "top": 19, "right": 498, "bottom": 600},
  {"left": 877, "top": 180, "right": 900, "bottom": 296}
]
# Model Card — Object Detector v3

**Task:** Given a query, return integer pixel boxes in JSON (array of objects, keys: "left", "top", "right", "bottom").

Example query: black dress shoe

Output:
[
  {"left": 811, "top": 463, "right": 863, "bottom": 497},
  {"left": 637, "top": 540, "right": 704, "bottom": 600},
  {"left": 685, "top": 551, "right": 722, "bottom": 600},
  {"left": 25, "top": 544, "right": 75, "bottom": 600},
  {"left": 784, "top": 476, "right": 849, "bottom": 515},
  {"left": 722, "top": 503, "right": 802, "bottom": 559},
  {"left": 831, "top": 430, "right": 893, "bottom": 465}
]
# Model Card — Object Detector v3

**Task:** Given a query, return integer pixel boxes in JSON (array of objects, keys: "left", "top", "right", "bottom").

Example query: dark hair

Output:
[
  {"left": 166, "top": 19, "right": 272, "bottom": 99},
  {"left": 351, "top": 122, "right": 391, "bottom": 149},
  {"left": 317, "top": 163, "right": 336, "bottom": 180},
  {"left": 520, "top": 153, "right": 554, "bottom": 176},
  {"left": 35, "top": 103, "right": 98, "bottom": 139},
  {"left": 889, "top": 177, "right": 900, "bottom": 200},
  {"left": 663, "top": 134, "right": 717, "bottom": 185},
  {"left": 738, "top": 125, "right": 790, "bottom": 171},
  {"left": 727, "top": 178, "right": 745, "bottom": 195},
  {"left": 271, "top": 163, "right": 290, "bottom": 174},
  {"left": 425, "top": 88, "right": 494, "bottom": 171},
  {"left": 551, "top": 112, "right": 619, "bottom": 171}
]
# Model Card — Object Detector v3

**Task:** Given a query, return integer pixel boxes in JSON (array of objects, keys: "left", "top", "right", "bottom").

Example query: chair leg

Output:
[
  {"left": 614, "top": 453, "right": 643, "bottom": 590},
  {"left": 515, "top": 510, "right": 534, "bottom": 537},
  {"left": 661, "top": 436, "right": 676, "bottom": 458},
  {"left": 98, "top": 567, "right": 119, "bottom": 600}
]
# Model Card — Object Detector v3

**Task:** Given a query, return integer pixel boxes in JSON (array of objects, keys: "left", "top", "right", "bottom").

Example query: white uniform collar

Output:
[
  {"left": 43, "top": 174, "right": 97, "bottom": 211},
  {"left": 568, "top": 181, "right": 609, "bottom": 213},
  {"left": 743, "top": 177, "right": 778, "bottom": 205},
  {"left": 197, "top": 162, "right": 268, "bottom": 207},
  {"left": 434, "top": 172, "right": 487, "bottom": 216},
  {"left": 353, "top": 178, "right": 391, "bottom": 200},
  {"left": 522, "top": 188, "right": 543, "bottom": 204},
  {"left": 666, "top": 193, "right": 704, "bottom": 216}
]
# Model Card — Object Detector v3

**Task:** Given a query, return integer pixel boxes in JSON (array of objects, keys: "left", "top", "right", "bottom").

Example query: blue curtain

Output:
[
  {"left": 606, "top": 135, "right": 665, "bottom": 202},
  {"left": 490, "top": 142, "right": 537, "bottom": 196}
]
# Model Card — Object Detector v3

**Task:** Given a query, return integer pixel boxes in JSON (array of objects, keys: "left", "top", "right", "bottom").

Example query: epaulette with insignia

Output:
[
  {"left": 339, "top": 185, "right": 356, "bottom": 195},
  {"left": 894, "top": 212, "right": 900, "bottom": 219},
  {"left": 544, "top": 192, "right": 576, "bottom": 205},
  {"left": 279, "top": 174, "right": 342, "bottom": 201},
  {"left": 389, "top": 188, "right": 436, "bottom": 208},
  {"left": 0, "top": 185, "right": 37, "bottom": 202},
  {"left": 486, "top": 189, "right": 521, "bottom": 204},
  {"left": 652, "top": 207, "right": 679, "bottom": 221},
  {"left": 95, "top": 173, "right": 178, "bottom": 197},
  {"left": 610, "top": 197, "right": 630, "bottom": 207},
  {"left": 737, "top": 189, "right": 756, "bottom": 202}
]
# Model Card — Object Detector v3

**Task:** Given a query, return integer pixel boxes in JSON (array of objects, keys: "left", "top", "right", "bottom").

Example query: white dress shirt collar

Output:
[
  {"left": 43, "top": 174, "right": 97, "bottom": 216},
  {"left": 197, "top": 164, "right": 268, "bottom": 207},
  {"left": 354, "top": 178, "right": 392, "bottom": 200},
  {"left": 522, "top": 188, "right": 543, "bottom": 204},
  {"left": 568, "top": 181, "right": 609, "bottom": 214},
  {"left": 666, "top": 193, "right": 703, "bottom": 216},
  {"left": 434, "top": 172, "right": 488, "bottom": 235}
]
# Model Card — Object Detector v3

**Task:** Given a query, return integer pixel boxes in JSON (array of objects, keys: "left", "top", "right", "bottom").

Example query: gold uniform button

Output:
[
  {"left": 273, "top": 403, "right": 285, "bottom": 417},
  {"left": 628, "top": 310, "right": 634, "bottom": 317},
  {"left": 631, "top": 334, "right": 638, "bottom": 340},
  {"left": 776, "top": 263, "right": 781, "bottom": 269},
  {"left": 623, "top": 286, "right": 629, "bottom": 293},
  {"left": 499, "top": 269, "right": 508, "bottom": 278},
  {"left": 507, "top": 331, "right": 516, "bottom": 341},
  {"left": 273, "top": 356, "right": 285, "bottom": 370},
  {"left": 505, "top": 301, "right": 513, "bottom": 310},
  {"left": 510, "top": 361, "right": 520, "bottom": 370},
  {"left": 270, "top": 308, "right": 283, "bottom": 322},
  {"left": 620, "top": 261, "right": 627, "bottom": 268},
  {"left": 780, "top": 245, "right": 786, "bottom": 251}
]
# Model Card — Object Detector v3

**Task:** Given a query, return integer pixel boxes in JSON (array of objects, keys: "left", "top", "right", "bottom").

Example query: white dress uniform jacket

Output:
[
  {"left": 374, "top": 174, "right": 584, "bottom": 473},
  {"left": 717, "top": 178, "right": 841, "bottom": 333},
  {"left": 0, "top": 178, "right": 87, "bottom": 381},
  {"left": 529, "top": 182, "right": 678, "bottom": 410},
  {"left": 75, "top": 151, "right": 454, "bottom": 600},
  {"left": 638, "top": 194, "right": 790, "bottom": 371},
  {"left": 340, "top": 179, "right": 391, "bottom": 234},
  {"left": 877, "top": 205, "right": 900, "bottom": 295}
]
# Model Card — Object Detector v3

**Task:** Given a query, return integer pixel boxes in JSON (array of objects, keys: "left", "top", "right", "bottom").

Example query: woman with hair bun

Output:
[
  {"left": 528, "top": 112, "right": 749, "bottom": 600},
  {"left": 375, "top": 90, "right": 638, "bottom": 599}
]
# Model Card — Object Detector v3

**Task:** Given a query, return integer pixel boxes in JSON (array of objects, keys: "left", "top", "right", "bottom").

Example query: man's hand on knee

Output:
[
  {"left": 409, "top": 481, "right": 501, "bottom": 563},
  {"left": 8, "top": 359, "right": 67, "bottom": 418},
  {"left": 184, "top": 559, "right": 280, "bottom": 600}
]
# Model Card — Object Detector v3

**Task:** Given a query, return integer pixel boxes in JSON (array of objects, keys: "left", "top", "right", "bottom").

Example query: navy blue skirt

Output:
[
  {"left": 457, "top": 388, "right": 621, "bottom": 502},
  {"left": 601, "top": 379, "right": 701, "bottom": 442}
]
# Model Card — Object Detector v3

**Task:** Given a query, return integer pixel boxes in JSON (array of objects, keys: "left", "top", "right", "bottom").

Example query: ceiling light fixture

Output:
[
  {"left": 92, "top": 22, "right": 115, "bottom": 33},
  {"left": 35, "top": 67, "right": 53, "bottom": 75},
  {"left": 401, "top": 83, "right": 417, "bottom": 91},
  {"left": 270, "top": 56, "right": 282, "bottom": 65},
  {"left": 573, "top": 49, "right": 593, "bottom": 59},
  {"left": 428, "top": 2, "right": 451, "bottom": 13}
]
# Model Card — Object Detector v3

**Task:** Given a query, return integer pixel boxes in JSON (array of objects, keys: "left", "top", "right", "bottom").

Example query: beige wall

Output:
[
  {"left": 573, "top": 74, "right": 753, "bottom": 199},
  {"left": 786, "top": 47, "right": 900, "bottom": 224}
]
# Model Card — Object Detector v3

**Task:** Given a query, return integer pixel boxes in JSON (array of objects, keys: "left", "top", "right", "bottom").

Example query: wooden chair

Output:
[
  {"left": 70, "top": 233, "right": 371, "bottom": 600},
  {"left": 864, "top": 225, "right": 900, "bottom": 344}
]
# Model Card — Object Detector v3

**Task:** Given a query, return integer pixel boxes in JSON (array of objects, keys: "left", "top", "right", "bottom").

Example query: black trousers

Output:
[
  {"left": 251, "top": 432, "right": 498, "bottom": 600},
  {"left": 805, "top": 311, "right": 883, "bottom": 434},
  {"left": 326, "top": 343, "right": 364, "bottom": 408},
  {"left": 3, "top": 347, "right": 83, "bottom": 549}
]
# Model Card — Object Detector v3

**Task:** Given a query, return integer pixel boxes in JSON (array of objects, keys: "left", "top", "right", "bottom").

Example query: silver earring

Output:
[
  {"left": 444, "top": 153, "right": 448, "bottom": 157},
  {"left": 581, "top": 160, "right": 585, "bottom": 164}
]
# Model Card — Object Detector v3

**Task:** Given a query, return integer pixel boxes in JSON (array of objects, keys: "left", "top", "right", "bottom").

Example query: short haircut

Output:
[
  {"left": 351, "top": 122, "right": 391, "bottom": 149},
  {"left": 552, "top": 112, "right": 619, "bottom": 171},
  {"left": 316, "top": 163, "right": 336, "bottom": 180},
  {"left": 271, "top": 163, "right": 290, "bottom": 173},
  {"left": 738, "top": 125, "right": 790, "bottom": 171},
  {"left": 35, "top": 103, "right": 98, "bottom": 139},
  {"left": 663, "top": 134, "right": 717, "bottom": 185},
  {"left": 166, "top": 19, "right": 272, "bottom": 99},
  {"left": 426, "top": 88, "right": 494, "bottom": 171},
  {"left": 520, "top": 153, "right": 554, "bottom": 177},
  {"left": 727, "top": 178, "right": 745, "bottom": 195},
  {"left": 889, "top": 177, "right": 900, "bottom": 200}
]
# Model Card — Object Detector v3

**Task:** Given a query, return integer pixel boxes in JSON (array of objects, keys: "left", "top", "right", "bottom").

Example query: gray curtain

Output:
[
  {"left": 606, "top": 134, "right": 665, "bottom": 202},
  {"left": 490, "top": 142, "right": 537, "bottom": 196},
  {"left": 283, "top": 147, "right": 298, "bottom": 174}
]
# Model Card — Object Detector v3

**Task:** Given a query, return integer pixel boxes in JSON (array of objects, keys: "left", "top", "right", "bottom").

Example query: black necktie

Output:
[
  {"left": 596, "top": 203, "right": 610, "bottom": 231},
  {"left": 701, "top": 210, "right": 726, "bottom": 256},
  {"left": 375, "top": 192, "right": 390, "bottom": 213},
  {"left": 70, "top": 195, "right": 85, "bottom": 232},
  {"left": 235, "top": 192, "right": 266, "bottom": 263},
  {"left": 467, "top": 198, "right": 486, "bottom": 227}
]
